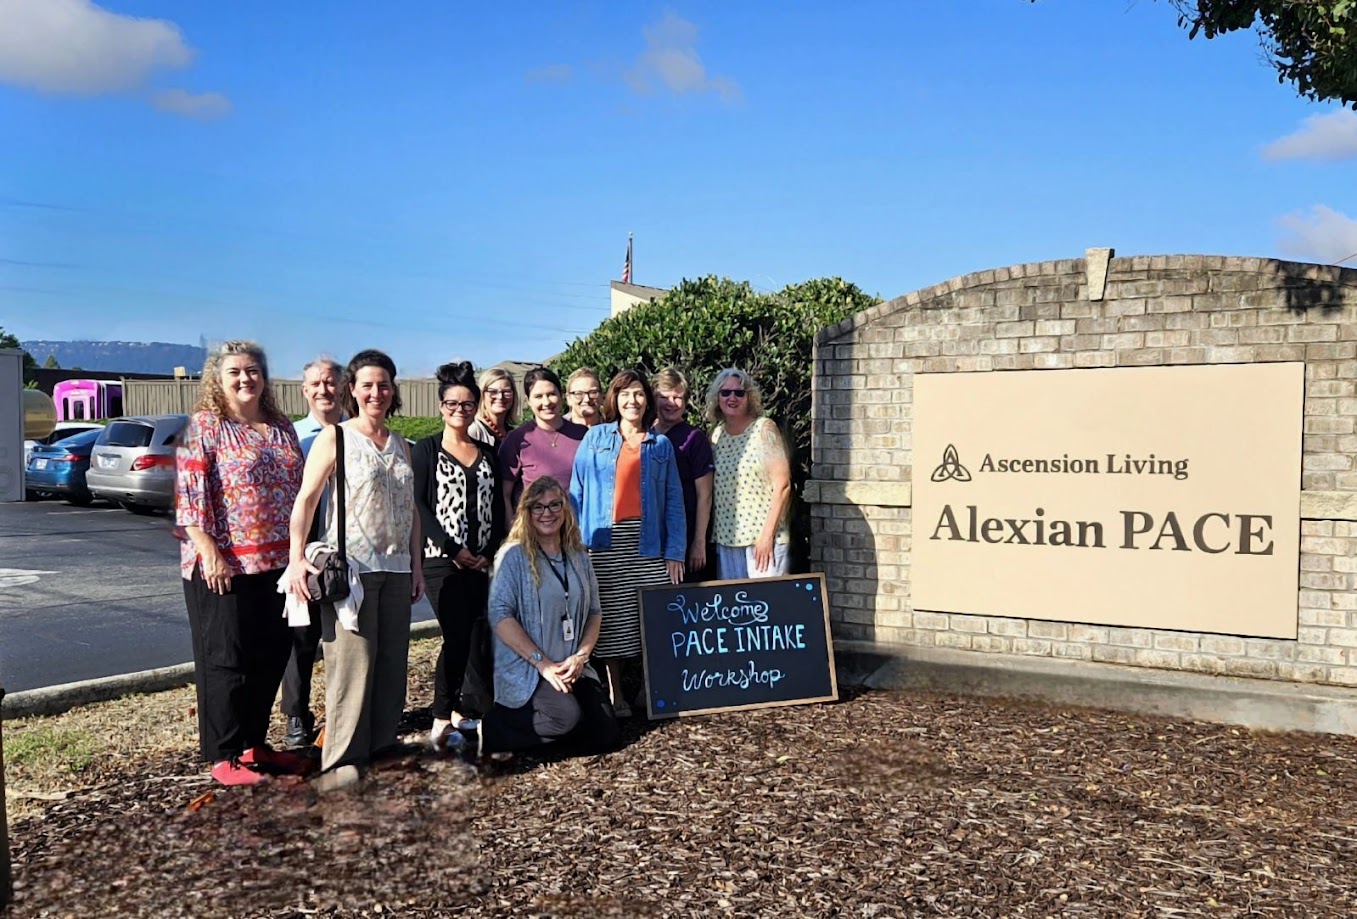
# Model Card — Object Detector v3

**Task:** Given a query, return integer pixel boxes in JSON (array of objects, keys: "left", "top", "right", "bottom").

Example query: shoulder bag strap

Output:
[{"left": 334, "top": 424, "right": 346, "bottom": 566}]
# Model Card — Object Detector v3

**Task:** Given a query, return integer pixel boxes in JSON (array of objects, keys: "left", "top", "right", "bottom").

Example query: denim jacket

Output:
[{"left": 569, "top": 422, "right": 686, "bottom": 561}]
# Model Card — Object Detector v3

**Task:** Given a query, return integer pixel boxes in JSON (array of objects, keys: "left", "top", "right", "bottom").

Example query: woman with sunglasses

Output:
[
  {"left": 468, "top": 367, "right": 517, "bottom": 449},
  {"left": 413, "top": 361, "right": 505, "bottom": 749},
  {"left": 570, "top": 369, "right": 685, "bottom": 717},
  {"left": 479, "top": 476, "right": 620, "bottom": 758},
  {"left": 706, "top": 368, "right": 791, "bottom": 579}
]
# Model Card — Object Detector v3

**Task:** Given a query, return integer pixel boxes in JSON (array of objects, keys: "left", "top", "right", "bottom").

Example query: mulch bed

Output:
[{"left": 6, "top": 675, "right": 1357, "bottom": 917}]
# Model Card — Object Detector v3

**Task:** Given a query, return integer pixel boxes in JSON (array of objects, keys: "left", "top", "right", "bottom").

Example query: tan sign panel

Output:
[{"left": 912, "top": 364, "right": 1303, "bottom": 639}]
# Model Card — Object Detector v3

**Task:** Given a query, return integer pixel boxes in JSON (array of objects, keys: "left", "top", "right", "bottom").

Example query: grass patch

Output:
[{"left": 7, "top": 726, "right": 98, "bottom": 774}]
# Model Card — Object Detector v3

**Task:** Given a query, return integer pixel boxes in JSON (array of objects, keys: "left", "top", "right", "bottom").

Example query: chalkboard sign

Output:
[{"left": 639, "top": 573, "right": 838, "bottom": 719}]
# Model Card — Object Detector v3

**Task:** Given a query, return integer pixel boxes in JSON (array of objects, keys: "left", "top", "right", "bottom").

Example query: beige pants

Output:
[{"left": 320, "top": 571, "right": 412, "bottom": 772}]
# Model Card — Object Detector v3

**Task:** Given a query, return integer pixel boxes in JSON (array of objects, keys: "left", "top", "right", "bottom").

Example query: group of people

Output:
[{"left": 175, "top": 340, "right": 792, "bottom": 787}]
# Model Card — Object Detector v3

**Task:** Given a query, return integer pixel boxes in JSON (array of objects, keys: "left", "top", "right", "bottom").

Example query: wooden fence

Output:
[{"left": 125, "top": 378, "right": 444, "bottom": 418}]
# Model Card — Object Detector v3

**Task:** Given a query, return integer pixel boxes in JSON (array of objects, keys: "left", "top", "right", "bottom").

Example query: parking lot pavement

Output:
[{"left": 0, "top": 498, "right": 434, "bottom": 693}]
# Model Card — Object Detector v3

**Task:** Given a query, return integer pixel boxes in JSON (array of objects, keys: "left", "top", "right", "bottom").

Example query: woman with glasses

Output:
[
  {"left": 480, "top": 476, "right": 620, "bottom": 758},
  {"left": 413, "top": 361, "right": 505, "bottom": 749},
  {"left": 469, "top": 367, "right": 517, "bottom": 449},
  {"left": 564, "top": 367, "right": 604, "bottom": 429},
  {"left": 498, "top": 366, "right": 586, "bottom": 519},
  {"left": 570, "top": 369, "right": 685, "bottom": 717},
  {"left": 706, "top": 368, "right": 791, "bottom": 579}
]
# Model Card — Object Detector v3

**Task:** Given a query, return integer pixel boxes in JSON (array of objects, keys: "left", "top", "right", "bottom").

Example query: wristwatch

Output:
[{"left": 530, "top": 651, "right": 543, "bottom": 663}]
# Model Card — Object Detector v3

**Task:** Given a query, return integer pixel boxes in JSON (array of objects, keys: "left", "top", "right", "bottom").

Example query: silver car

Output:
[{"left": 87, "top": 414, "right": 189, "bottom": 515}]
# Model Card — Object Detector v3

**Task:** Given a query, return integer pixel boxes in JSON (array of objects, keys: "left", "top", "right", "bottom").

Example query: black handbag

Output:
[{"left": 306, "top": 424, "right": 350, "bottom": 604}]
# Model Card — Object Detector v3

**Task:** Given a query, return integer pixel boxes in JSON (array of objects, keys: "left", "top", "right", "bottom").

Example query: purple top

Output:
[
  {"left": 498, "top": 419, "right": 587, "bottom": 508},
  {"left": 655, "top": 420, "right": 715, "bottom": 544}
]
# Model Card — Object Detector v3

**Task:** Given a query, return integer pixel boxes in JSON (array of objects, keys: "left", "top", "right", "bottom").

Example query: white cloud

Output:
[
  {"left": 624, "top": 10, "right": 740, "bottom": 103},
  {"left": 1262, "top": 109, "right": 1357, "bottom": 162},
  {"left": 0, "top": 0, "right": 192, "bottom": 93},
  {"left": 0, "top": 0, "right": 229, "bottom": 118},
  {"left": 526, "top": 63, "right": 573, "bottom": 85},
  {"left": 152, "top": 88, "right": 231, "bottom": 119},
  {"left": 1277, "top": 205, "right": 1357, "bottom": 264}
]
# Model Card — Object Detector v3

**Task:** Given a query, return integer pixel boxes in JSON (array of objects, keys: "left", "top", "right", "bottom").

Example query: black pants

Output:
[
  {"left": 480, "top": 675, "right": 621, "bottom": 755},
  {"left": 424, "top": 562, "right": 494, "bottom": 720},
  {"left": 184, "top": 567, "right": 292, "bottom": 762},
  {"left": 280, "top": 612, "right": 322, "bottom": 720}
]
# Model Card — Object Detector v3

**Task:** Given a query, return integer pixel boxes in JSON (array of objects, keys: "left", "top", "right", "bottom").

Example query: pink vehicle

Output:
[{"left": 53, "top": 379, "right": 124, "bottom": 421}]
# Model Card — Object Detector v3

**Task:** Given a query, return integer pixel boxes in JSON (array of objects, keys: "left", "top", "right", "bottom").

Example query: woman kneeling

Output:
[{"left": 480, "top": 476, "right": 621, "bottom": 757}]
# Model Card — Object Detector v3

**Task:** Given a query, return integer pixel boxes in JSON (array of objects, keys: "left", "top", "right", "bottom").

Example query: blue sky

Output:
[{"left": 2, "top": 0, "right": 1356, "bottom": 377}]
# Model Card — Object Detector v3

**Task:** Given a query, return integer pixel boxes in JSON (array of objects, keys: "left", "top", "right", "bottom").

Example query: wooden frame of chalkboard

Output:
[{"left": 638, "top": 573, "right": 838, "bottom": 720}]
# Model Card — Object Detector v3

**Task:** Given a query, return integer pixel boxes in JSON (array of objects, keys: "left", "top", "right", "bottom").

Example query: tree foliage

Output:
[
  {"left": 552, "top": 275, "right": 879, "bottom": 565},
  {"left": 0, "top": 325, "right": 38, "bottom": 384},
  {"left": 1176, "top": 1, "right": 1357, "bottom": 106}
]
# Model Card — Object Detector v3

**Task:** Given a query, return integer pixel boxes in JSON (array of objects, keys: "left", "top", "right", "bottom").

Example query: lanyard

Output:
[{"left": 544, "top": 552, "right": 570, "bottom": 614}]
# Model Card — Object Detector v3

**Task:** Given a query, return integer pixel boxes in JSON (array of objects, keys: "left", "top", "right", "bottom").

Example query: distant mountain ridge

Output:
[{"left": 20, "top": 340, "right": 207, "bottom": 375}]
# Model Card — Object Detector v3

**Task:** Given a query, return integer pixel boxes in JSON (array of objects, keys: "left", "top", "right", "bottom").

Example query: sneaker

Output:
[
  {"left": 454, "top": 715, "right": 481, "bottom": 732},
  {"left": 211, "top": 758, "right": 267, "bottom": 787},
  {"left": 242, "top": 745, "right": 313, "bottom": 776},
  {"left": 431, "top": 722, "right": 467, "bottom": 755},
  {"left": 284, "top": 714, "right": 315, "bottom": 748}
]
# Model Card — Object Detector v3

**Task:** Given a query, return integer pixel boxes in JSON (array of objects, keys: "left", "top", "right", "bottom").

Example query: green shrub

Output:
[
  {"left": 551, "top": 275, "right": 878, "bottom": 568},
  {"left": 388, "top": 415, "right": 443, "bottom": 442}
]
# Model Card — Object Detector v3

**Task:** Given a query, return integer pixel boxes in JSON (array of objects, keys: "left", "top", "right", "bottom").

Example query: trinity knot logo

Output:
[{"left": 931, "top": 444, "right": 971, "bottom": 483}]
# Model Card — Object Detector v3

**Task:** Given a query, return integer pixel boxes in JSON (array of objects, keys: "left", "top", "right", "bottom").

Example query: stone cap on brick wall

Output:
[{"left": 816, "top": 254, "right": 1357, "bottom": 347}]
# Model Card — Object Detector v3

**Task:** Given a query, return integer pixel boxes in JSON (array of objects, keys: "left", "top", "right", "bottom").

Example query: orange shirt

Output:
[{"left": 612, "top": 440, "right": 643, "bottom": 521}]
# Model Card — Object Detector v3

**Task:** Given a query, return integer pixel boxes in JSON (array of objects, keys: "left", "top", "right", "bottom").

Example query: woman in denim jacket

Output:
[{"left": 569, "top": 368, "right": 686, "bottom": 717}]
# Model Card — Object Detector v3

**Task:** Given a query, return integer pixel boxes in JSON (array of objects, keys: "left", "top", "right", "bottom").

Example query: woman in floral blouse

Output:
[{"left": 177, "top": 340, "right": 311, "bottom": 786}]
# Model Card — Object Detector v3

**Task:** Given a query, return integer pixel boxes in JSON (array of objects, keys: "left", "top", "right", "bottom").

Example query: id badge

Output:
[{"left": 562, "top": 618, "right": 576, "bottom": 642}]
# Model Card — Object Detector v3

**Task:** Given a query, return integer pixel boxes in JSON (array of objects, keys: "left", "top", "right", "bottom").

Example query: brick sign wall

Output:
[{"left": 807, "top": 252, "right": 1357, "bottom": 686}]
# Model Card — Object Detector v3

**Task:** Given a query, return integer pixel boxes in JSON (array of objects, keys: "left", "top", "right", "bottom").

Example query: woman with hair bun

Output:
[
  {"left": 413, "top": 360, "right": 505, "bottom": 747},
  {"left": 468, "top": 367, "right": 517, "bottom": 449}
]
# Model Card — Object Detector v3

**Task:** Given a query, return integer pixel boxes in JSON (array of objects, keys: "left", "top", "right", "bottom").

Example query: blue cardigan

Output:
[{"left": 569, "top": 422, "right": 686, "bottom": 562}]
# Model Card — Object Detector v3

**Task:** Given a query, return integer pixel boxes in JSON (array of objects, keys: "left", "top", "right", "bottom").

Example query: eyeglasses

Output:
[
  {"left": 440, "top": 400, "right": 477, "bottom": 413},
  {"left": 528, "top": 499, "right": 564, "bottom": 517},
  {"left": 569, "top": 389, "right": 600, "bottom": 400},
  {"left": 486, "top": 388, "right": 514, "bottom": 400},
  {"left": 719, "top": 388, "right": 747, "bottom": 398}
]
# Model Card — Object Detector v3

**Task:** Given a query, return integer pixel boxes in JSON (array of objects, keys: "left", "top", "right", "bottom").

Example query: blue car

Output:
[{"left": 25, "top": 428, "right": 103, "bottom": 505}]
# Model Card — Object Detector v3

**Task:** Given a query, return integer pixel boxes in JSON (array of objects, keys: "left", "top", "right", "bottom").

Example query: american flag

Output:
[{"left": 621, "top": 234, "right": 633, "bottom": 284}]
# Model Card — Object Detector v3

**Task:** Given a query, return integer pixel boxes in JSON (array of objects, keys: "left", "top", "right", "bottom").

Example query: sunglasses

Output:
[
  {"left": 528, "top": 499, "right": 564, "bottom": 517},
  {"left": 719, "top": 388, "right": 747, "bottom": 398}
]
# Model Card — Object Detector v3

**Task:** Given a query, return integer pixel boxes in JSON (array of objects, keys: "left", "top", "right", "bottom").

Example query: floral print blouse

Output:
[{"left": 176, "top": 410, "right": 304, "bottom": 580}]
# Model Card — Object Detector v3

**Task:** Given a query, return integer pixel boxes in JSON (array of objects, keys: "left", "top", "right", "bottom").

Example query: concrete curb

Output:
[
  {"left": 837, "top": 640, "right": 1357, "bottom": 737},
  {"left": 2, "top": 619, "right": 443, "bottom": 720}
]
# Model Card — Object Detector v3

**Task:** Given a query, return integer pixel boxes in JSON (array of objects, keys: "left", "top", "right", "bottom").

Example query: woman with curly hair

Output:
[{"left": 176, "top": 340, "right": 311, "bottom": 786}]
